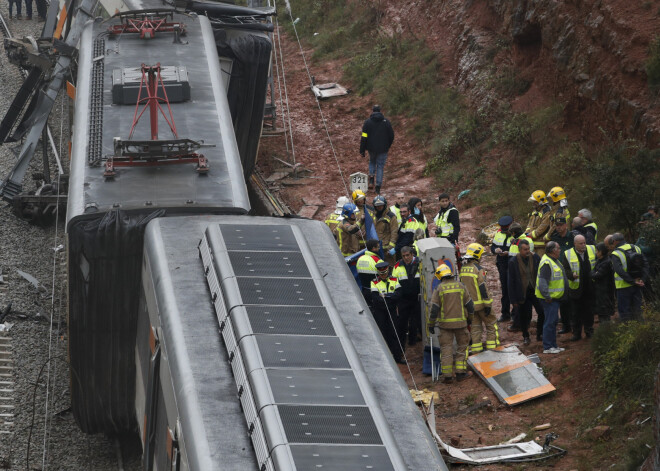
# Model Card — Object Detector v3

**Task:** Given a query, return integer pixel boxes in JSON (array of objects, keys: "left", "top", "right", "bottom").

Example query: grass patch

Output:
[{"left": 646, "top": 36, "right": 660, "bottom": 93}]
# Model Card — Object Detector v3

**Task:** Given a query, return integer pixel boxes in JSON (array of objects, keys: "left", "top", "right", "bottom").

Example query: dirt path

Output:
[{"left": 259, "top": 27, "right": 605, "bottom": 471}]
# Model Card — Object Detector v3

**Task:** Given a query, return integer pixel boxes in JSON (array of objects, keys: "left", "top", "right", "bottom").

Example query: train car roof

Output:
[
  {"left": 144, "top": 215, "right": 448, "bottom": 470},
  {"left": 67, "top": 12, "right": 249, "bottom": 227}
]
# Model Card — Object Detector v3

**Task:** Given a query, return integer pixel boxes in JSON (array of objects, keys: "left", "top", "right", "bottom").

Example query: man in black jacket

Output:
[
  {"left": 360, "top": 105, "right": 394, "bottom": 194},
  {"left": 507, "top": 240, "right": 544, "bottom": 344}
]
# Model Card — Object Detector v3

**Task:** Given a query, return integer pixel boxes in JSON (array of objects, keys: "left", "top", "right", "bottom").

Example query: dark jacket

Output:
[
  {"left": 360, "top": 112, "right": 394, "bottom": 155},
  {"left": 560, "top": 248, "right": 594, "bottom": 299},
  {"left": 591, "top": 257, "right": 615, "bottom": 316},
  {"left": 551, "top": 231, "right": 574, "bottom": 253},
  {"left": 572, "top": 226, "right": 595, "bottom": 245},
  {"left": 408, "top": 197, "right": 430, "bottom": 238},
  {"left": 507, "top": 253, "right": 541, "bottom": 305}
]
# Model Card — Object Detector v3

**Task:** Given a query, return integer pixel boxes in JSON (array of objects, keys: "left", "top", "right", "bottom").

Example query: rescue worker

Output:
[
  {"left": 353, "top": 189, "right": 373, "bottom": 249},
  {"left": 434, "top": 193, "right": 460, "bottom": 245},
  {"left": 427, "top": 264, "right": 474, "bottom": 383},
  {"left": 408, "top": 197, "right": 429, "bottom": 237},
  {"left": 543, "top": 186, "right": 571, "bottom": 241},
  {"left": 325, "top": 196, "right": 349, "bottom": 239},
  {"left": 491, "top": 215, "right": 513, "bottom": 322},
  {"left": 373, "top": 195, "right": 398, "bottom": 265},
  {"left": 610, "top": 233, "right": 648, "bottom": 322},
  {"left": 561, "top": 234, "right": 596, "bottom": 340},
  {"left": 508, "top": 239, "right": 544, "bottom": 344},
  {"left": 578, "top": 208, "right": 598, "bottom": 242},
  {"left": 390, "top": 192, "right": 406, "bottom": 225},
  {"left": 356, "top": 239, "right": 383, "bottom": 307},
  {"left": 334, "top": 203, "right": 363, "bottom": 257},
  {"left": 394, "top": 204, "right": 417, "bottom": 257},
  {"left": 412, "top": 228, "right": 425, "bottom": 257},
  {"left": 360, "top": 105, "right": 394, "bottom": 194},
  {"left": 535, "top": 241, "right": 569, "bottom": 354},
  {"left": 460, "top": 243, "right": 496, "bottom": 353},
  {"left": 392, "top": 246, "right": 422, "bottom": 345},
  {"left": 371, "top": 261, "right": 404, "bottom": 363},
  {"left": 525, "top": 190, "right": 552, "bottom": 255}
]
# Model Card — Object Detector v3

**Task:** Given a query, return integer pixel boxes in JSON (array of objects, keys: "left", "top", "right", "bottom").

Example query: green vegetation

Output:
[{"left": 646, "top": 36, "right": 660, "bottom": 93}]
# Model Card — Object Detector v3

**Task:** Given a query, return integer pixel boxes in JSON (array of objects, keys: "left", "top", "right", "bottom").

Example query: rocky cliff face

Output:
[{"left": 388, "top": 0, "right": 660, "bottom": 145}]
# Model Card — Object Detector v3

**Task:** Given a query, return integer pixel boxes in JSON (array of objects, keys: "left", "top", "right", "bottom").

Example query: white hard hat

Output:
[{"left": 335, "top": 196, "right": 350, "bottom": 214}]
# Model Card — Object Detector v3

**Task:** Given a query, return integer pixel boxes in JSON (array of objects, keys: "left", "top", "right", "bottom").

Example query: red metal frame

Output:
[
  {"left": 129, "top": 63, "right": 178, "bottom": 140},
  {"left": 107, "top": 12, "right": 185, "bottom": 39},
  {"left": 103, "top": 62, "right": 209, "bottom": 178}
]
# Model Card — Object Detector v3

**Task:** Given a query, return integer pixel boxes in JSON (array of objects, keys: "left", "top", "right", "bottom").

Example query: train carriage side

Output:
[
  {"left": 137, "top": 215, "right": 448, "bottom": 470},
  {"left": 66, "top": 11, "right": 259, "bottom": 433}
]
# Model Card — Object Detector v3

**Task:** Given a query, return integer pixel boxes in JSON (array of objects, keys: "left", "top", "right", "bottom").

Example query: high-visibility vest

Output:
[
  {"left": 356, "top": 251, "right": 382, "bottom": 275},
  {"left": 509, "top": 235, "right": 535, "bottom": 256},
  {"left": 584, "top": 222, "right": 598, "bottom": 237},
  {"left": 390, "top": 205, "right": 402, "bottom": 225},
  {"left": 612, "top": 244, "right": 642, "bottom": 289},
  {"left": 371, "top": 276, "right": 400, "bottom": 296},
  {"left": 492, "top": 230, "right": 511, "bottom": 248},
  {"left": 434, "top": 207, "right": 458, "bottom": 237},
  {"left": 392, "top": 260, "right": 420, "bottom": 281},
  {"left": 566, "top": 245, "right": 596, "bottom": 290},
  {"left": 535, "top": 254, "right": 565, "bottom": 299},
  {"left": 459, "top": 263, "right": 492, "bottom": 308}
]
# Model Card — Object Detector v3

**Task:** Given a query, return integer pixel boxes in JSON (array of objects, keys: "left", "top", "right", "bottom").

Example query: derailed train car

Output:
[
  {"left": 66, "top": 7, "right": 268, "bottom": 433},
  {"left": 137, "top": 216, "right": 446, "bottom": 470}
]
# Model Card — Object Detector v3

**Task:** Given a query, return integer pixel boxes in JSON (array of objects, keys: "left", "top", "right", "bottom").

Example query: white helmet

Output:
[{"left": 335, "top": 196, "right": 350, "bottom": 214}]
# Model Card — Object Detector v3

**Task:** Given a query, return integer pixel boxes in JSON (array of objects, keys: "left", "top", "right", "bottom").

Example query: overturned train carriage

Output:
[
  {"left": 66, "top": 8, "right": 269, "bottom": 433},
  {"left": 138, "top": 216, "right": 447, "bottom": 470}
]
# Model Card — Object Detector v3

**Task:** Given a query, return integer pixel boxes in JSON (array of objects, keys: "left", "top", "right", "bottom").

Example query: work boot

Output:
[
  {"left": 569, "top": 334, "right": 581, "bottom": 341},
  {"left": 498, "top": 315, "right": 511, "bottom": 323},
  {"left": 507, "top": 325, "right": 521, "bottom": 332},
  {"left": 368, "top": 174, "right": 375, "bottom": 188},
  {"left": 375, "top": 185, "right": 381, "bottom": 195},
  {"left": 558, "top": 327, "right": 571, "bottom": 334},
  {"left": 523, "top": 336, "right": 531, "bottom": 346},
  {"left": 455, "top": 371, "right": 472, "bottom": 382},
  {"left": 443, "top": 376, "right": 454, "bottom": 384}
]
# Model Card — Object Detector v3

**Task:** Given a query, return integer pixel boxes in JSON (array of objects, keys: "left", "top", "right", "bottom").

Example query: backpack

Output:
[{"left": 617, "top": 246, "right": 645, "bottom": 279}]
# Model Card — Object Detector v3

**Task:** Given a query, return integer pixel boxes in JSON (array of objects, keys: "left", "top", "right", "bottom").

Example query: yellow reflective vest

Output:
[
  {"left": 566, "top": 245, "right": 596, "bottom": 290},
  {"left": 535, "top": 254, "right": 565, "bottom": 300},
  {"left": 612, "top": 244, "right": 642, "bottom": 289}
]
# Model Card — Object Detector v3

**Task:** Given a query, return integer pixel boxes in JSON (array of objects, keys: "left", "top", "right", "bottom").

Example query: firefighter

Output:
[
  {"left": 460, "top": 243, "right": 497, "bottom": 353},
  {"left": 353, "top": 189, "right": 374, "bottom": 249},
  {"left": 544, "top": 186, "right": 571, "bottom": 241},
  {"left": 356, "top": 239, "right": 383, "bottom": 307},
  {"left": 491, "top": 215, "right": 513, "bottom": 322},
  {"left": 373, "top": 195, "right": 398, "bottom": 265},
  {"left": 371, "top": 261, "right": 404, "bottom": 363},
  {"left": 334, "top": 203, "right": 363, "bottom": 257},
  {"left": 325, "top": 196, "right": 349, "bottom": 239},
  {"left": 525, "top": 190, "right": 552, "bottom": 254},
  {"left": 394, "top": 204, "right": 417, "bottom": 257},
  {"left": 427, "top": 264, "right": 474, "bottom": 383}
]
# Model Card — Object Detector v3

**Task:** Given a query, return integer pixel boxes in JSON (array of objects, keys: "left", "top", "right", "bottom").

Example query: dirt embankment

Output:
[{"left": 256, "top": 1, "right": 657, "bottom": 469}]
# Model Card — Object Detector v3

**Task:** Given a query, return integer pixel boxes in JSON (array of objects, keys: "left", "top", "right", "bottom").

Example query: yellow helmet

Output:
[
  {"left": 527, "top": 190, "right": 547, "bottom": 204},
  {"left": 465, "top": 243, "right": 485, "bottom": 260},
  {"left": 352, "top": 189, "right": 366, "bottom": 202},
  {"left": 548, "top": 186, "right": 566, "bottom": 203},
  {"left": 435, "top": 263, "right": 452, "bottom": 280}
]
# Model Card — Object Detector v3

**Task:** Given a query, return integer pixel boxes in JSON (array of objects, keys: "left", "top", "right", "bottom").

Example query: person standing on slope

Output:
[{"left": 359, "top": 105, "right": 394, "bottom": 195}]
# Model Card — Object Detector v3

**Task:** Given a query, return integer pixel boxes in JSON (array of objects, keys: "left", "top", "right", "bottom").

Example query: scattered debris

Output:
[
  {"left": 637, "top": 416, "right": 652, "bottom": 426},
  {"left": 16, "top": 269, "right": 47, "bottom": 293},
  {"left": 534, "top": 423, "right": 552, "bottom": 431},
  {"left": 53, "top": 244, "right": 64, "bottom": 253},
  {"left": 441, "top": 400, "right": 492, "bottom": 418},
  {"left": 488, "top": 424, "right": 494, "bottom": 431},
  {"left": 468, "top": 345, "right": 556, "bottom": 406},
  {"left": 457, "top": 189, "right": 471, "bottom": 200},
  {"left": 585, "top": 425, "right": 611, "bottom": 441},
  {"left": 298, "top": 205, "right": 319, "bottom": 219},
  {"left": 501, "top": 432, "right": 527, "bottom": 445},
  {"left": 0, "top": 267, "right": 4, "bottom": 285},
  {"left": 311, "top": 81, "right": 350, "bottom": 99},
  {"left": 410, "top": 388, "right": 439, "bottom": 407},
  {"left": 0, "top": 303, "right": 11, "bottom": 324},
  {"left": 0, "top": 323, "right": 13, "bottom": 332}
]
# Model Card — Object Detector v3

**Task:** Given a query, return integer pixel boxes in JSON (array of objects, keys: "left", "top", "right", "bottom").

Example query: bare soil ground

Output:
[{"left": 258, "top": 26, "right": 616, "bottom": 471}]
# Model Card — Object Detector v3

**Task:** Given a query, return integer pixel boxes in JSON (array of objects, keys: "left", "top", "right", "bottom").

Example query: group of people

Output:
[
  {"left": 324, "top": 189, "right": 463, "bottom": 364},
  {"left": 491, "top": 187, "right": 652, "bottom": 355},
  {"left": 7, "top": 0, "right": 47, "bottom": 21}
]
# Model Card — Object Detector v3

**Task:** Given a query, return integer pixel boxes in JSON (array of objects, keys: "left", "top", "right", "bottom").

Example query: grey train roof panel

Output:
[
  {"left": 67, "top": 13, "right": 249, "bottom": 227},
  {"left": 145, "top": 215, "right": 447, "bottom": 470}
]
